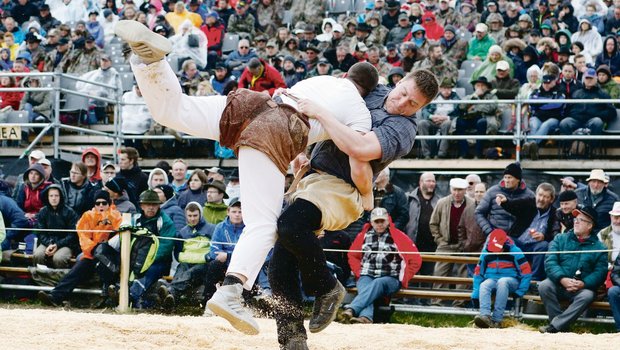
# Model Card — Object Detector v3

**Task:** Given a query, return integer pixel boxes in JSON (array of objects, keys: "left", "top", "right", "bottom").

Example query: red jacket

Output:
[
  {"left": 238, "top": 59, "right": 286, "bottom": 96},
  {"left": 200, "top": 22, "right": 225, "bottom": 55},
  {"left": 348, "top": 219, "right": 422, "bottom": 288}
]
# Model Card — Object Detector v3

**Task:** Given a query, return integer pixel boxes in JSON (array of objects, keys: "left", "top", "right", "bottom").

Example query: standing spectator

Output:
[
  {"left": 458, "top": 182, "right": 487, "bottom": 274},
  {"left": 382, "top": 1, "right": 401, "bottom": 30},
  {"left": 61, "top": 162, "right": 95, "bottom": 216},
  {"left": 554, "top": 190, "right": 579, "bottom": 235},
  {"left": 417, "top": 77, "right": 460, "bottom": 159},
  {"left": 342, "top": 208, "right": 421, "bottom": 324},
  {"left": 465, "top": 174, "right": 482, "bottom": 199},
  {"left": 575, "top": 169, "right": 619, "bottom": 232},
  {"left": 467, "top": 23, "right": 496, "bottom": 61},
  {"left": 405, "top": 172, "right": 440, "bottom": 261},
  {"left": 538, "top": 206, "right": 608, "bottom": 333},
  {"left": 33, "top": 185, "right": 79, "bottom": 268},
  {"left": 496, "top": 183, "right": 558, "bottom": 281},
  {"left": 203, "top": 180, "right": 229, "bottom": 224},
  {"left": 476, "top": 162, "right": 535, "bottom": 236},
  {"left": 456, "top": 76, "right": 499, "bottom": 159},
  {"left": 117, "top": 147, "right": 149, "bottom": 206},
  {"left": 237, "top": 58, "right": 286, "bottom": 96},
  {"left": 178, "top": 170, "right": 209, "bottom": 209},
  {"left": 372, "top": 168, "right": 408, "bottom": 231},
  {"left": 429, "top": 178, "right": 474, "bottom": 305},
  {"left": 159, "top": 201, "right": 215, "bottom": 309},
  {"left": 38, "top": 190, "right": 122, "bottom": 307},
  {"left": 472, "top": 228, "right": 532, "bottom": 328}
]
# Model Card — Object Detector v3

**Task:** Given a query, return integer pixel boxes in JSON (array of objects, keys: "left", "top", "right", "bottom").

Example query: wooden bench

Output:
[{"left": 522, "top": 294, "right": 611, "bottom": 310}]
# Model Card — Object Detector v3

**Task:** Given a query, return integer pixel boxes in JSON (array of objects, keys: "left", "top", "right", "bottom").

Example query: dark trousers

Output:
[
  {"left": 202, "top": 259, "right": 228, "bottom": 302},
  {"left": 455, "top": 117, "right": 487, "bottom": 157},
  {"left": 170, "top": 262, "right": 209, "bottom": 299},
  {"left": 50, "top": 257, "right": 114, "bottom": 302},
  {"left": 269, "top": 199, "right": 335, "bottom": 346}
]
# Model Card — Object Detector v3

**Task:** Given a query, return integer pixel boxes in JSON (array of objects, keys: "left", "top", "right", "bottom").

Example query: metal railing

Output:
[{"left": 0, "top": 72, "right": 618, "bottom": 163}]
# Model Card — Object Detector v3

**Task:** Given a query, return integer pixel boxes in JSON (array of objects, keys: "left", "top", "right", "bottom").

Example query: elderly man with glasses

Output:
[{"left": 538, "top": 206, "right": 608, "bottom": 333}]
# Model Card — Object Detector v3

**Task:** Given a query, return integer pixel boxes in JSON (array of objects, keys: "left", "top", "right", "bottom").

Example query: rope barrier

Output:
[{"left": 6, "top": 227, "right": 619, "bottom": 256}]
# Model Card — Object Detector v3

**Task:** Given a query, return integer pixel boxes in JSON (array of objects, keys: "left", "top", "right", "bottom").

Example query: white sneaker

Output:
[
  {"left": 207, "top": 283, "right": 260, "bottom": 335},
  {"left": 203, "top": 306, "right": 214, "bottom": 317},
  {"left": 114, "top": 20, "right": 171, "bottom": 64}
]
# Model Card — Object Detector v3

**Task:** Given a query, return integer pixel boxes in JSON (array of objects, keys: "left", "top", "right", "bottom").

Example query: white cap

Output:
[
  {"left": 29, "top": 149, "right": 46, "bottom": 160},
  {"left": 370, "top": 207, "right": 389, "bottom": 222},
  {"left": 610, "top": 202, "right": 620, "bottom": 216},
  {"left": 475, "top": 23, "right": 488, "bottom": 33},
  {"left": 38, "top": 158, "right": 51, "bottom": 166},
  {"left": 449, "top": 178, "right": 469, "bottom": 189},
  {"left": 206, "top": 166, "right": 221, "bottom": 174},
  {"left": 496, "top": 60, "right": 510, "bottom": 71},
  {"left": 332, "top": 23, "right": 344, "bottom": 33}
]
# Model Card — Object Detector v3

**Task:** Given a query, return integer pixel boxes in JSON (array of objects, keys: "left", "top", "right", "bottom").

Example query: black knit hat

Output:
[
  {"left": 558, "top": 190, "right": 577, "bottom": 202},
  {"left": 94, "top": 190, "right": 111, "bottom": 203},
  {"left": 104, "top": 178, "right": 126, "bottom": 195},
  {"left": 156, "top": 184, "right": 175, "bottom": 201},
  {"left": 503, "top": 162, "right": 522, "bottom": 180}
]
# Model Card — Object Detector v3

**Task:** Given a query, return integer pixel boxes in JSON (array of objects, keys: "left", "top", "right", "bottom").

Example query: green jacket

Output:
[
  {"left": 544, "top": 230, "right": 608, "bottom": 291},
  {"left": 203, "top": 202, "right": 228, "bottom": 224},
  {"left": 600, "top": 80, "right": 620, "bottom": 101},
  {"left": 467, "top": 35, "right": 496, "bottom": 60},
  {"left": 141, "top": 211, "right": 176, "bottom": 263}
]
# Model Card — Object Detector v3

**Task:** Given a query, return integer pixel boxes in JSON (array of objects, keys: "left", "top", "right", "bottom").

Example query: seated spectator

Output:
[
  {"left": 238, "top": 58, "right": 286, "bottom": 96},
  {"left": 522, "top": 74, "right": 565, "bottom": 159},
  {"left": 471, "top": 45, "right": 513, "bottom": 82},
  {"left": 559, "top": 68, "right": 615, "bottom": 147},
  {"left": 386, "top": 66, "right": 404, "bottom": 88},
  {"left": 418, "top": 77, "right": 460, "bottom": 159},
  {"left": 387, "top": 13, "right": 412, "bottom": 45},
  {"left": 75, "top": 54, "right": 117, "bottom": 124},
  {"left": 0, "top": 76, "right": 22, "bottom": 110},
  {"left": 429, "top": 178, "right": 473, "bottom": 306},
  {"left": 16, "top": 163, "right": 50, "bottom": 226},
  {"left": 38, "top": 190, "right": 122, "bottom": 307},
  {"left": 200, "top": 12, "right": 225, "bottom": 70},
  {"left": 279, "top": 36, "right": 303, "bottom": 61},
  {"left": 491, "top": 60, "right": 519, "bottom": 99},
  {"left": 165, "top": 1, "right": 202, "bottom": 33},
  {"left": 178, "top": 170, "right": 209, "bottom": 209},
  {"left": 203, "top": 180, "right": 229, "bottom": 224},
  {"left": 101, "top": 9, "right": 118, "bottom": 45},
  {"left": 571, "top": 19, "right": 603, "bottom": 58},
  {"left": 471, "top": 228, "right": 531, "bottom": 330},
  {"left": 64, "top": 36, "right": 101, "bottom": 77},
  {"left": 170, "top": 159, "right": 188, "bottom": 194},
  {"left": 202, "top": 198, "right": 244, "bottom": 304},
  {"left": 179, "top": 59, "right": 209, "bottom": 95},
  {"left": 475, "top": 162, "right": 535, "bottom": 235},
  {"left": 467, "top": 23, "right": 496, "bottom": 61},
  {"left": 0, "top": 48, "right": 12, "bottom": 70},
  {"left": 117, "top": 147, "right": 149, "bottom": 207},
  {"left": 210, "top": 63, "right": 235, "bottom": 95},
  {"left": 86, "top": 11, "right": 105, "bottom": 48},
  {"left": 148, "top": 168, "right": 169, "bottom": 189},
  {"left": 0, "top": 189, "right": 29, "bottom": 254},
  {"left": 441, "top": 25, "right": 468, "bottom": 68},
  {"left": 554, "top": 190, "right": 579, "bottom": 235},
  {"left": 496, "top": 183, "right": 557, "bottom": 281},
  {"left": 576, "top": 169, "right": 619, "bottom": 232},
  {"left": 456, "top": 76, "right": 499, "bottom": 158},
  {"left": 2, "top": 32, "right": 20, "bottom": 60},
  {"left": 413, "top": 44, "right": 458, "bottom": 85},
  {"left": 20, "top": 74, "right": 52, "bottom": 123},
  {"left": 342, "top": 208, "right": 421, "bottom": 324},
  {"left": 33, "top": 185, "right": 79, "bottom": 268},
  {"left": 121, "top": 84, "right": 153, "bottom": 155},
  {"left": 557, "top": 63, "right": 582, "bottom": 98},
  {"left": 595, "top": 36, "right": 620, "bottom": 76},
  {"left": 538, "top": 206, "right": 608, "bottom": 333},
  {"left": 81, "top": 147, "right": 102, "bottom": 186},
  {"left": 159, "top": 201, "right": 215, "bottom": 309},
  {"left": 154, "top": 184, "right": 186, "bottom": 233},
  {"left": 43, "top": 37, "right": 71, "bottom": 72},
  {"left": 61, "top": 162, "right": 95, "bottom": 216},
  {"left": 598, "top": 202, "right": 620, "bottom": 266},
  {"left": 103, "top": 177, "right": 136, "bottom": 214},
  {"left": 596, "top": 65, "right": 620, "bottom": 100},
  {"left": 225, "top": 38, "right": 259, "bottom": 78},
  {"left": 608, "top": 247, "right": 620, "bottom": 332},
  {"left": 101, "top": 161, "right": 117, "bottom": 184},
  {"left": 170, "top": 20, "right": 208, "bottom": 70},
  {"left": 227, "top": 1, "right": 256, "bottom": 40}
]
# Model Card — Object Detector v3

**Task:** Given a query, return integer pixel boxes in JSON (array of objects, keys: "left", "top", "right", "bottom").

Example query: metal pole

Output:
[
  {"left": 114, "top": 78, "right": 122, "bottom": 163},
  {"left": 53, "top": 72, "right": 61, "bottom": 159},
  {"left": 515, "top": 100, "right": 522, "bottom": 162}
]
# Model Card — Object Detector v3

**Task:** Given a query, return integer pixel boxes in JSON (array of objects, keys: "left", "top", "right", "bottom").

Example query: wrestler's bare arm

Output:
[
  {"left": 297, "top": 99, "right": 382, "bottom": 162},
  {"left": 349, "top": 157, "right": 374, "bottom": 211}
]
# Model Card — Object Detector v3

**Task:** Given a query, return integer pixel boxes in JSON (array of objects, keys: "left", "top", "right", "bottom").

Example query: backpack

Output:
[
  {"left": 569, "top": 128, "right": 590, "bottom": 157},
  {"left": 214, "top": 142, "right": 235, "bottom": 159}
]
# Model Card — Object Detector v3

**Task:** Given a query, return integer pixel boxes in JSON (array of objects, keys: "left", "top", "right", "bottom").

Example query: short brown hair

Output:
[
  {"left": 72, "top": 162, "right": 88, "bottom": 177},
  {"left": 120, "top": 146, "right": 139, "bottom": 164},
  {"left": 346, "top": 62, "right": 379, "bottom": 97},
  {"left": 402, "top": 69, "right": 439, "bottom": 105},
  {"left": 185, "top": 202, "right": 201, "bottom": 213}
]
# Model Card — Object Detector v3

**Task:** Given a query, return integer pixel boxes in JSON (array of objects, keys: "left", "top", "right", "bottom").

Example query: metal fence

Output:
[{"left": 1, "top": 71, "right": 619, "bottom": 163}]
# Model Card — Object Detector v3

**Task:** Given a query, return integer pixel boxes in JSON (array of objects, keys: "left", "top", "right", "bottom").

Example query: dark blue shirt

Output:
[{"left": 310, "top": 84, "right": 418, "bottom": 185}]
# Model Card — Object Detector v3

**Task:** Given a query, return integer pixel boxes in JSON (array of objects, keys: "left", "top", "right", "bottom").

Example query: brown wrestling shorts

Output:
[{"left": 219, "top": 88, "right": 310, "bottom": 174}]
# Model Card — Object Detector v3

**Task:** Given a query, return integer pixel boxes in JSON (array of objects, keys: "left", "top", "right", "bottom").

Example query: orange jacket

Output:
[{"left": 76, "top": 205, "right": 122, "bottom": 259}]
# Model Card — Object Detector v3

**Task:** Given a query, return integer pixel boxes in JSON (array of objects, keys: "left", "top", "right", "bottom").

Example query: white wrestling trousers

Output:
[{"left": 131, "top": 56, "right": 285, "bottom": 289}]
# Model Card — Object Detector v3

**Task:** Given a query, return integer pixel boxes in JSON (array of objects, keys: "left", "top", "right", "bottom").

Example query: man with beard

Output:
[
  {"left": 413, "top": 43, "right": 458, "bottom": 86},
  {"left": 398, "top": 41, "right": 418, "bottom": 72},
  {"left": 597, "top": 201, "right": 620, "bottom": 266},
  {"left": 576, "top": 169, "right": 619, "bottom": 233}
]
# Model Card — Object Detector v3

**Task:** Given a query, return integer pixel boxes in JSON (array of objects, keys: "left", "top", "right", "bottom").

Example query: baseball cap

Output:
[
  {"left": 542, "top": 74, "right": 555, "bottom": 83},
  {"left": 29, "top": 149, "right": 46, "bottom": 160},
  {"left": 317, "top": 58, "right": 330, "bottom": 65},
  {"left": 496, "top": 60, "right": 509, "bottom": 71},
  {"left": 370, "top": 207, "right": 389, "bottom": 222},
  {"left": 583, "top": 68, "right": 597, "bottom": 79},
  {"left": 475, "top": 23, "right": 488, "bottom": 33},
  {"left": 572, "top": 206, "right": 598, "bottom": 227},
  {"left": 487, "top": 229, "right": 508, "bottom": 252},
  {"left": 206, "top": 166, "right": 221, "bottom": 174},
  {"left": 58, "top": 37, "right": 70, "bottom": 45},
  {"left": 266, "top": 39, "right": 277, "bottom": 48},
  {"left": 38, "top": 158, "right": 51, "bottom": 166}
]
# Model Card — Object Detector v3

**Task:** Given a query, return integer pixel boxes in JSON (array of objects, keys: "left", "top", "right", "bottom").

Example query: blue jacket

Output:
[
  {"left": 208, "top": 217, "right": 244, "bottom": 261},
  {"left": 575, "top": 187, "right": 619, "bottom": 233},
  {"left": 160, "top": 196, "right": 186, "bottom": 234},
  {"left": 544, "top": 230, "right": 608, "bottom": 291},
  {"left": 475, "top": 180, "right": 535, "bottom": 236},
  {"left": 0, "top": 194, "right": 29, "bottom": 250},
  {"left": 472, "top": 237, "right": 532, "bottom": 299}
]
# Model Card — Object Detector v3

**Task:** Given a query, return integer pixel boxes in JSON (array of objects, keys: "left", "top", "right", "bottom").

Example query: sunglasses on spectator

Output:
[
  {"left": 240, "top": 46, "right": 249, "bottom": 49},
  {"left": 95, "top": 201, "right": 109, "bottom": 206}
]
